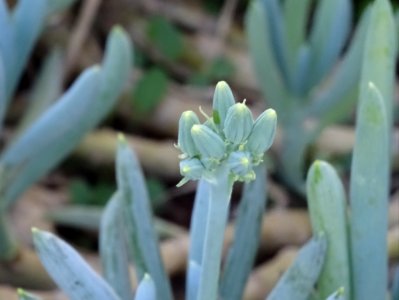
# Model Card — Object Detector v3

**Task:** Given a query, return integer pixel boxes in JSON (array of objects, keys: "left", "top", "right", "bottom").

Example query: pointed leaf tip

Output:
[{"left": 117, "top": 132, "right": 126, "bottom": 142}]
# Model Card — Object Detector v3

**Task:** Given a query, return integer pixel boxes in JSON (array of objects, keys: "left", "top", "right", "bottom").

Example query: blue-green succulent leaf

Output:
[
  {"left": 308, "top": 7, "right": 370, "bottom": 126},
  {"left": 350, "top": 1, "right": 396, "bottom": 298},
  {"left": 267, "top": 236, "right": 327, "bottom": 300},
  {"left": 187, "top": 260, "right": 201, "bottom": 300},
  {"left": 11, "top": 0, "right": 47, "bottom": 99},
  {"left": 245, "top": 0, "right": 288, "bottom": 114},
  {"left": 291, "top": 44, "right": 311, "bottom": 96},
  {"left": 134, "top": 274, "right": 156, "bottom": 300},
  {"left": 262, "top": 0, "right": 291, "bottom": 87},
  {"left": 16, "top": 48, "right": 64, "bottom": 135},
  {"left": 307, "top": 0, "right": 352, "bottom": 88},
  {"left": 307, "top": 160, "right": 351, "bottom": 299},
  {"left": 0, "top": 27, "right": 132, "bottom": 209},
  {"left": 350, "top": 82, "right": 389, "bottom": 300},
  {"left": 220, "top": 163, "right": 267, "bottom": 300},
  {"left": 358, "top": 0, "right": 397, "bottom": 128},
  {"left": 32, "top": 229, "right": 119, "bottom": 300},
  {"left": 283, "top": 0, "right": 311, "bottom": 64},
  {"left": 116, "top": 137, "right": 173, "bottom": 300},
  {"left": 0, "top": 66, "right": 101, "bottom": 209},
  {"left": 0, "top": 1, "right": 14, "bottom": 100},
  {"left": 100, "top": 192, "right": 132, "bottom": 300},
  {"left": 100, "top": 26, "right": 132, "bottom": 107}
]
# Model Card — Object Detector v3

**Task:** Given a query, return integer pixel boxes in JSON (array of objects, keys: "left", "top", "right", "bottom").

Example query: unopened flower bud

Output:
[
  {"left": 223, "top": 102, "right": 253, "bottom": 145},
  {"left": 227, "top": 151, "right": 253, "bottom": 177},
  {"left": 246, "top": 109, "right": 277, "bottom": 155},
  {"left": 191, "top": 124, "right": 226, "bottom": 160},
  {"left": 212, "top": 81, "right": 235, "bottom": 127},
  {"left": 178, "top": 111, "right": 200, "bottom": 157},
  {"left": 179, "top": 158, "right": 205, "bottom": 180}
]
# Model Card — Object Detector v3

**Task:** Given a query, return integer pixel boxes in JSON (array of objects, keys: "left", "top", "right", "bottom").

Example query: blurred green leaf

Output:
[
  {"left": 207, "top": 57, "right": 235, "bottom": 81},
  {"left": 146, "top": 177, "right": 167, "bottom": 210},
  {"left": 133, "top": 68, "right": 168, "bottom": 115},
  {"left": 147, "top": 16, "right": 183, "bottom": 60},
  {"left": 69, "top": 179, "right": 114, "bottom": 207},
  {"left": 189, "top": 57, "right": 235, "bottom": 86}
]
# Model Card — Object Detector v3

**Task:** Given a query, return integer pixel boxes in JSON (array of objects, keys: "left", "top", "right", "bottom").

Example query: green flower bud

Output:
[
  {"left": 191, "top": 124, "right": 226, "bottom": 160},
  {"left": 179, "top": 158, "right": 205, "bottom": 180},
  {"left": 246, "top": 108, "right": 277, "bottom": 155},
  {"left": 178, "top": 111, "right": 200, "bottom": 157},
  {"left": 212, "top": 81, "right": 235, "bottom": 127},
  {"left": 223, "top": 102, "right": 253, "bottom": 145},
  {"left": 227, "top": 151, "right": 253, "bottom": 177}
]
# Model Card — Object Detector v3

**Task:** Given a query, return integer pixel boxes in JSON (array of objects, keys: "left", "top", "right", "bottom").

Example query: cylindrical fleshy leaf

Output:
[
  {"left": 191, "top": 124, "right": 226, "bottom": 160},
  {"left": 307, "top": 160, "right": 351, "bottom": 299},
  {"left": 223, "top": 102, "right": 253, "bottom": 145},
  {"left": 227, "top": 151, "right": 253, "bottom": 178},
  {"left": 134, "top": 274, "right": 156, "bottom": 300},
  {"left": 212, "top": 81, "right": 235, "bottom": 128},
  {"left": 246, "top": 108, "right": 277, "bottom": 155},
  {"left": 180, "top": 158, "right": 205, "bottom": 180},
  {"left": 178, "top": 111, "right": 200, "bottom": 157}
]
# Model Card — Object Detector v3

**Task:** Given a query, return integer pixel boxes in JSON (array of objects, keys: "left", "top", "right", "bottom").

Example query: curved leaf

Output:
[
  {"left": 33, "top": 229, "right": 119, "bottom": 300},
  {"left": 100, "top": 192, "right": 132, "bottom": 300},
  {"left": 116, "top": 137, "right": 173, "bottom": 300},
  {"left": 0, "top": 27, "right": 132, "bottom": 209},
  {"left": 267, "top": 236, "right": 327, "bottom": 300}
]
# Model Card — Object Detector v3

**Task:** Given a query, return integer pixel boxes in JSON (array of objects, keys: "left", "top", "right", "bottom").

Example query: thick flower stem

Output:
[{"left": 197, "top": 169, "right": 233, "bottom": 300}]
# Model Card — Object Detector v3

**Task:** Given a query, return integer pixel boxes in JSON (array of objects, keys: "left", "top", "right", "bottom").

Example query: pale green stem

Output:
[{"left": 197, "top": 168, "right": 233, "bottom": 300}]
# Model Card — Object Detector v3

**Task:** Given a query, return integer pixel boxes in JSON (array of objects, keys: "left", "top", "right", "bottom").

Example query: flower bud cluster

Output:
[{"left": 177, "top": 81, "right": 277, "bottom": 186}]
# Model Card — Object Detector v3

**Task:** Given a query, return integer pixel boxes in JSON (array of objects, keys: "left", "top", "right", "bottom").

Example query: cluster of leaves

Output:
[
  {"left": 246, "top": 0, "right": 372, "bottom": 191},
  {"left": 0, "top": 0, "right": 132, "bottom": 262}
]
